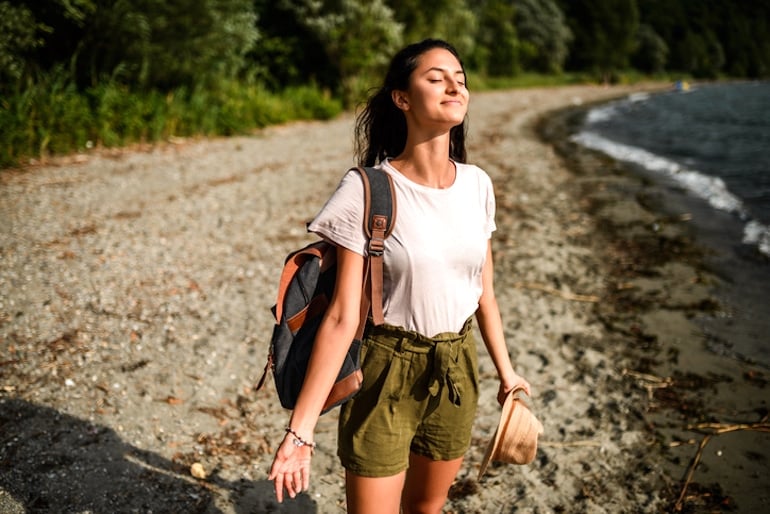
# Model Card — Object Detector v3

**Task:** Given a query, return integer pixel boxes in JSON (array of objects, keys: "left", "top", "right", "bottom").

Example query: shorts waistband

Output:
[
  {"left": 364, "top": 317, "right": 474, "bottom": 407},
  {"left": 365, "top": 317, "right": 473, "bottom": 350}
]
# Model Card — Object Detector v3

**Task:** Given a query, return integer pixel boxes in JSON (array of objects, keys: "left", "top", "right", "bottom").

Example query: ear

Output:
[{"left": 391, "top": 90, "right": 409, "bottom": 111}]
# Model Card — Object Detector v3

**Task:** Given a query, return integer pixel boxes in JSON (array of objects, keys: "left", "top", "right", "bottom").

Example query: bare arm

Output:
[
  {"left": 269, "top": 245, "right": 365, "bottom": 501},
  {"left": 475, "top": 241, "right": 531, "bottom": 406}
]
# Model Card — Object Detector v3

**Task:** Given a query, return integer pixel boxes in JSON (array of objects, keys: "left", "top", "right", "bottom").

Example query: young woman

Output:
[{"left": 268, "top": 39, "right": 531, "bottom": 514}]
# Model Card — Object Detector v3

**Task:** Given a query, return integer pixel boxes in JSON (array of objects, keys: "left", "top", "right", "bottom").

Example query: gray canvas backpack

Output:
[{"left": 256, "top": 166, "right": 396, "bottom": 413}]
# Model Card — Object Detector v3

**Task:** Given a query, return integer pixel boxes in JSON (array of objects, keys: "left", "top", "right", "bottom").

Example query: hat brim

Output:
[
  {"left": 478, "top": 389, "right": 517, "bottom": 479},
  {"left": 478, "top": 388, "right": 542, "bottom": 480}
]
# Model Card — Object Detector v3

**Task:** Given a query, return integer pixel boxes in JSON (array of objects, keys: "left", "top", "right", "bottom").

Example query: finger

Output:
[
  {"left": 285, "top": 473, "right": 297, "bottom": 499},
  {"left": 268, "top": 461, "right": 279, "bottom": 481},
  {"left": 274, "top": 474, "right": 285, "bottom": 503},
  {"left": 294, "top": 471, "right": 303, "bottom": 493},
  {"left": 302, "top": 465, "right": 310, "bottom": 491}
]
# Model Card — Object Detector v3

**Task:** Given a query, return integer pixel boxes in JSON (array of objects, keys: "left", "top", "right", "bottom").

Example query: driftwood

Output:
[
  {"left": 539, "top": 440, "right": 602, "bottom": 448},
  {"left": 674, "top": 416, "right": 770, "bottom": 512},
  {"left": 621, "top": 368, "right": 674, "bottom": 400},
  {"left": 621, "top": 368, "right": 769, "bottom": 510},
  {"left": 513, "top": 281, "right": 600, "bottom": 303}
]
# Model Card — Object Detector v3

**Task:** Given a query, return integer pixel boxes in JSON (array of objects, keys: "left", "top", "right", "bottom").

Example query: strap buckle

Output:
[{"left": 368, "top": 236, "right": 385, "bottom": 256}]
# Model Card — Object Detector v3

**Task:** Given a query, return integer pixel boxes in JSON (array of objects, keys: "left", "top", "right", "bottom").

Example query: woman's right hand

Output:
[
  {"left": 268, "top": 432, "right": 314, "bottom": 502},
  {"left": 498, "top": 371, "right": 531, "bottom": 406}
]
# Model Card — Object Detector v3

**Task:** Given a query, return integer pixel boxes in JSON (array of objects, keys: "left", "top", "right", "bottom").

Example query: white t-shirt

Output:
[{"left": 307, "top": 159, "right": 496, "bottom": 337}]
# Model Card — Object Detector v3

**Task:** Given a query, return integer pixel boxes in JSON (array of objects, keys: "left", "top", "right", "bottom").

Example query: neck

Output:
[{"left": 391, "top": 133, "right": 454, "bottom": 189}]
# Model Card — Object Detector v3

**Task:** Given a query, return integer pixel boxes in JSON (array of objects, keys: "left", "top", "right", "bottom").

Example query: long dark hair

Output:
[{"left": 355, "top": 39, "right": 468, "bottom": 167}]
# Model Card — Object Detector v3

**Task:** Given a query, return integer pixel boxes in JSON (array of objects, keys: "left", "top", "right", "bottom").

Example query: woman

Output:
[{"left": 269, "top": 39, "right": 531, "bottom": 513}]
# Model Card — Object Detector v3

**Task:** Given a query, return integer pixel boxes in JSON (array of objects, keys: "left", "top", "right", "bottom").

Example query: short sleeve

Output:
[
  {"left": 482, "top": 169, "right": 497, "bottom": 237},
  {"left": 306, "top": 169, "right": 368, "bottom": 256}
]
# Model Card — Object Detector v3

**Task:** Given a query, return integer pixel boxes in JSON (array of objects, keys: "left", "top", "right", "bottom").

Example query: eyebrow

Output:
[{"left": 424, "top": 67, "right": 465, "bottom": 75}]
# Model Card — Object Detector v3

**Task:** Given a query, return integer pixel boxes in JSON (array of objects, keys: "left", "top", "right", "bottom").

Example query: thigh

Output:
[
  {"left": 346, "top": 470, "right": 406, "bottom": 514},
  {"left": 401, "top": 453, "right": 464, "bottom": 514}
]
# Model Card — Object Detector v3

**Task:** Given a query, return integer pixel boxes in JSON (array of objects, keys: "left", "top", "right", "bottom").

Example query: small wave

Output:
[
  {"left": 571, "top": 131, "right": 769, "bottom": 256},
  {"left": 628, "top": 92, "right": 650, "bottom": 103},
  {"left": 585, "top": 104, "right": 618, "bottom": 124},
  {"left": 584, "top": 92, "right": 649, "bottom": 125},
  {"left": 571, "top": 131, "right": 748, "bottom": 218},
  {"left": 743, "top": 220, "right": 770, "bottom": 257}
]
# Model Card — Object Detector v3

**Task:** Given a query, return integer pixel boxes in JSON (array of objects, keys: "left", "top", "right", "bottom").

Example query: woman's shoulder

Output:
[
  {"left": 455, "top": 161, "right": 493, "bottom": 187},
  {"left": 456, "top": 160, "right": 488, "bottom": 175},
  {"left": 336, "top": 167, "right": 367, "bottom": 193}
]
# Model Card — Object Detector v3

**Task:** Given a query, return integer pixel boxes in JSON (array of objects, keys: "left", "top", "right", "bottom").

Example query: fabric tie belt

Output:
[
  {"left": 367, "top": 317, "right": 472, "bottom": 408},
  {"left": 428, "top": 337, "right": 464, "bottom": 406}
]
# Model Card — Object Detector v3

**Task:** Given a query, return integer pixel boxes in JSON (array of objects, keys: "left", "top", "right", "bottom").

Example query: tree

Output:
[
  {"left": 88, "top": 0, "right": 258, "bottom": 89},
  {"left": 15, "top": 0, "right": 258, "bottom": 90},
  {"left": 635, "top": 0, "right": 769, "bottom": 78},
  {"left": 679, "top": 29, "right": 724, "bottom": 78},
  {"left": 706, "top": 0, "right": 770, "bottom": 78},
  {"left": 284, "top": 0, "right": 404, "bottom": 105},
  {"left": 250, "top": 0, "right": 335, "bottom": 90},
  {"left": 631, "top": 23, "right": 668, "bottom": 74},
  {"left": 387, "top": 0, "right": 477, "bottom": 62},
  {"left": 1, "top": 0, "right": 97, "bottom": 84},
  {"left": 0, "top": 2, "right": 48, "bottom": 86},
  {"left": 560, "top": 0, "right": 639, "bottom": 80},
  {"left": 514, "top": 0, "right": 572, "bottom": 73},
  {"left": 472, "top": 0, "right": 518, "bottom": 77}
]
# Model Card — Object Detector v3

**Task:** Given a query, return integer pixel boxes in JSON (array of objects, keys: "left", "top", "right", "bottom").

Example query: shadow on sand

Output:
[{"left": 0, "top": 398, "right": 317, "bottom": 513}]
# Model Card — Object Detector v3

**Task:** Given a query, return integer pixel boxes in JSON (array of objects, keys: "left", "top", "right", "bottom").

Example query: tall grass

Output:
[{"left": 0, "top": 74, "right": 342, "bottom": 169}]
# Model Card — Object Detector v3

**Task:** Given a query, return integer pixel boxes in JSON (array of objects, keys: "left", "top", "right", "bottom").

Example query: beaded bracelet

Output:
[{"left": 285, "top": 427, "right": 317, "bottom": 450}]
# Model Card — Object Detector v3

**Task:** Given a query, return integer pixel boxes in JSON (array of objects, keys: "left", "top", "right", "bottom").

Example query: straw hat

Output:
[{"left": 478, "top": 388, "right": 544, "bottom": 479}]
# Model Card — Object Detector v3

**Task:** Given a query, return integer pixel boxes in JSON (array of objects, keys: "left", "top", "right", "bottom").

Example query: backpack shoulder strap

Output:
[
  {"left": 357, "top": 166, "right": 396, "bottom": 244},
  {"left": 352, "top": 166, "right": 397, "bottom": 327}
]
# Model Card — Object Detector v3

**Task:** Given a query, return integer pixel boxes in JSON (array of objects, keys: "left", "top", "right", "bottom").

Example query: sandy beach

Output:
[{"left": 1, "top": 83, "right": 767, "bottom": 513}]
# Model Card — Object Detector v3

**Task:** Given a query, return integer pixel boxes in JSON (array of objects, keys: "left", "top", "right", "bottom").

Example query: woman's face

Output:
[{"left": 393, "top": 48, "right": 468, "bottom": 129}]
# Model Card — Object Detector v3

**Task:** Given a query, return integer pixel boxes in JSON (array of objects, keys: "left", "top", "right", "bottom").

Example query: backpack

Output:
[{"left": 256, "top": 166, "right": 397, "bottom": 413}]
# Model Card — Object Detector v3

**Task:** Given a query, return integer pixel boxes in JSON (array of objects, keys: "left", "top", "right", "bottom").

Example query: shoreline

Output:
[
  {"left": 539, "top": 100, "right": 770, "bottom": 512},
  {"left": 563, "top": 83, "right": 770, "bottom": 371},
  {"left": 1, "top": 83, "right": 767, "bottom": 513}
]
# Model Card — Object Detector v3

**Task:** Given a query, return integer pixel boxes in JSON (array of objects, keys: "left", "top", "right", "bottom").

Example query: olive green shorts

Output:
[{"left": 337, "top": 319, "right": 479, "bottom": 477}]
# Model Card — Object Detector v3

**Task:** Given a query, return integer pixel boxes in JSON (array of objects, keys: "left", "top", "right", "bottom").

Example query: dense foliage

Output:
[{"left": 1, "top": 0, "right": 768, "bottom": 167}]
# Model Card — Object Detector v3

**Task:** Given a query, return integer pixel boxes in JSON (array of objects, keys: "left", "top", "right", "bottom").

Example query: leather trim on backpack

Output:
[{"left": 323, "top": 368, "right": 364, "bottom": 412}]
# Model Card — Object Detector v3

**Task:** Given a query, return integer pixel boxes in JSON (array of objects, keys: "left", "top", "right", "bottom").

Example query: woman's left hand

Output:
[
  {"left": 268, "top": 433, "right": 313, "bottom": 502},
  {"left": 497, "top": 372, "right": 531, "bottom": 406}
]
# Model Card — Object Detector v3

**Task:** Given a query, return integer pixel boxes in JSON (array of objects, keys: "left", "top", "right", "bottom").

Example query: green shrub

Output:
[
  {"left": 0, "top": 74, "right": 343, "bottom": 169},
  {"left": 281, "top": 86, "right": 342, "bottom": 120},
  {"left": 0, "top": 70, "right": 92, "bottom": 167}
]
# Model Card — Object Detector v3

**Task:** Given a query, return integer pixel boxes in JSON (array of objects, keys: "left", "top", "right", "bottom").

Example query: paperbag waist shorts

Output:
[{"left": 338, "top": 318, "right": 479, "bottom": 477}]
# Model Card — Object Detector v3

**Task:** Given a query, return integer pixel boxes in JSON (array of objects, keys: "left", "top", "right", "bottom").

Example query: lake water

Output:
[{"left": 573, "top": 81, "right": 770, "bottom": 368}]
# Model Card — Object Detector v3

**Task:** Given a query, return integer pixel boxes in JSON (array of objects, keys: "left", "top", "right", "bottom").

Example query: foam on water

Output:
[
  {"left": 572, "top": 93, "right": 770, "bottom": 258},
  {"left": 742, "top": 220, "right": 770, "bottom": 256}
]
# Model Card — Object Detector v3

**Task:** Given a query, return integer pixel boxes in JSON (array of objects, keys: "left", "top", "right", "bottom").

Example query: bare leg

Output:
[
  {"left": 345, "top": 470, "right": 406, "bottom": 514},
  {"left": 401, "top": 453, "right": 464, "bottom": 514}
]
